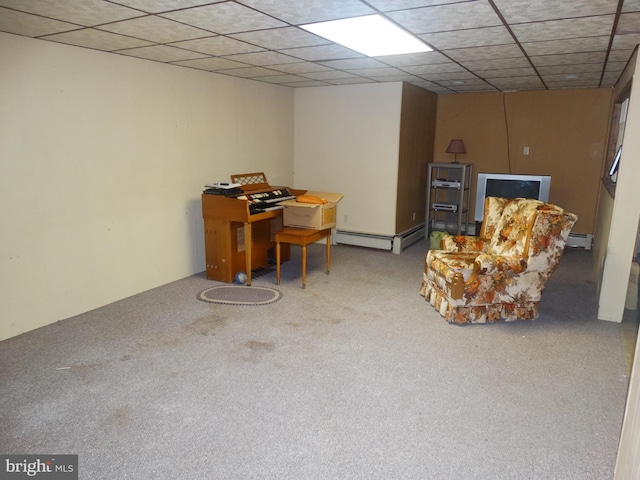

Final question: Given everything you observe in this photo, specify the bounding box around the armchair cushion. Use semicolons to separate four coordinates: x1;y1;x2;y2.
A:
421;197;578;325
440;235;488;252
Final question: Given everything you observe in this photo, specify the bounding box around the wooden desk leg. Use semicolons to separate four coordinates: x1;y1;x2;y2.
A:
276;240;281;285
326;235;331;274
244;222;252;286
301;244;307;289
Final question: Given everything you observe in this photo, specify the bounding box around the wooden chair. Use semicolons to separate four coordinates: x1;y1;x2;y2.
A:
275;227;331;289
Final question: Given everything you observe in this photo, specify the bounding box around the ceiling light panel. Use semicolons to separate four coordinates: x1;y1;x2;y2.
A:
301;14;432;56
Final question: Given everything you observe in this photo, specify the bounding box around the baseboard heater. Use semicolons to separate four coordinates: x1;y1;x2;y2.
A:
336;227;591;252
566;233;593;250
393;224;426;254
335;224;425;254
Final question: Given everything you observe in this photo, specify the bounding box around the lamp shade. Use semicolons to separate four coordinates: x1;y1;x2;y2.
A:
446;139;466;154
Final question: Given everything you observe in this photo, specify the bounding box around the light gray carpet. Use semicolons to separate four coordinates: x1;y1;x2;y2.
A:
0;239;631;479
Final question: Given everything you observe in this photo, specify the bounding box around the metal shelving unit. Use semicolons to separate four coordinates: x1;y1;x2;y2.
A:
425;162;473;236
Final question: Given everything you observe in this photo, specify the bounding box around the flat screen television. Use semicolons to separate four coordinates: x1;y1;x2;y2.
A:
475;173;551;222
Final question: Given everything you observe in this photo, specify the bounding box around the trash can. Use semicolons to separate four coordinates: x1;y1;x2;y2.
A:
429;230;447;250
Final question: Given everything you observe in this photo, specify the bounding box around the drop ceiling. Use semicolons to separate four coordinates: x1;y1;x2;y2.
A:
1;0;639;93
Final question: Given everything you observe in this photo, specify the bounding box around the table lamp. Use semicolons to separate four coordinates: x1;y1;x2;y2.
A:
446;139;466;163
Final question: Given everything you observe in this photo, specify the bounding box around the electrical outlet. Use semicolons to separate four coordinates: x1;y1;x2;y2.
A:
523;146;530;155
412;212;416;221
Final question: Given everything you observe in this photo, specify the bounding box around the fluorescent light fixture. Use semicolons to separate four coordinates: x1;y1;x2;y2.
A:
301;14;432;57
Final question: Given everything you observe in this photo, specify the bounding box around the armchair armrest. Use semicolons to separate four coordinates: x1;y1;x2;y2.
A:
475;254;527;276
441;235;489;252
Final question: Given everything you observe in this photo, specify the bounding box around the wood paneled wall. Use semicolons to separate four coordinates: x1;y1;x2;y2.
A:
435;89;613;234
396;83;437;234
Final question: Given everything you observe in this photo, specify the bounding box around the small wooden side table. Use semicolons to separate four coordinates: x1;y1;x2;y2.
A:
275;227;332;288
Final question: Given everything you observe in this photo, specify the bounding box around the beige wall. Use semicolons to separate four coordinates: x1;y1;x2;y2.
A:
294;83;403;236
598;49;640;323
435;89;613;234
613;49;640;480
0;33;294;340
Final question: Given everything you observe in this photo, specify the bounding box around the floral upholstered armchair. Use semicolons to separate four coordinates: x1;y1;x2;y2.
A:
420;197;578;325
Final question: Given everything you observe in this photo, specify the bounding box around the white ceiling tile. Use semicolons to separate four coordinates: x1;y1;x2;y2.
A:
282;44;362;61
460;57;532;71
0;0;143;26
368;0;468;10
617;12;640;33
523;36;610;56
302;70;359;80
268;62;333;74
281;80;331;87
492;0;618;23
420;26;514;50
446;44;524;62
541;72;601;83
511;16;615;43
622;0;640;12
161;3;287;34
476;67;537;78
371;74;425;82
223;51;301;66
419;71;478;81
118;44;205;62
410;80;453;92
612;32;640;49
318;58;387;69
172;56;249;71
388;1;502;34
439;77;489;87
254;73;312;83
488;76;545;90
98;16;210;44
44;28;153;51
327;77;377;85
342;67;407;77
230;27;328;50
530;52;607;66
2;0;635;92
600;78;617;90
221;66;284;78
171;36;264;56
536;63;604;75
544;79;601;89
108;0;221;14
374;51;451;66
403;63;467;75
604;61;627;72
453;84;499;92
607;49;635;62
0;7;78;37
236;0;375;24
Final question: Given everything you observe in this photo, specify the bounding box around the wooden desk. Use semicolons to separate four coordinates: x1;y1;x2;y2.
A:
275;227;332;289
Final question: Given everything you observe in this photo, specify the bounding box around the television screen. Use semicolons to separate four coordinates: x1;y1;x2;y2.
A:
475;173;551;222
486;179;541;199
